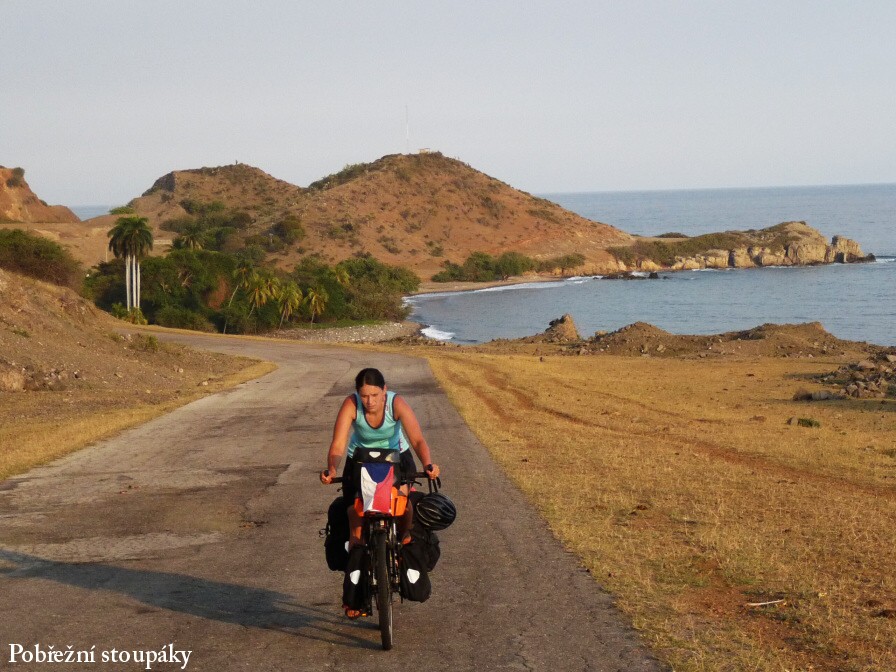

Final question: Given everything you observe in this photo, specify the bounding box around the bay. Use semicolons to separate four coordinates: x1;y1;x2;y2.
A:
408;184;896;346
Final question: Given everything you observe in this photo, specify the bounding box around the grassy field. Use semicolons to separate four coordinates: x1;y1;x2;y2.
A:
421;350;896;672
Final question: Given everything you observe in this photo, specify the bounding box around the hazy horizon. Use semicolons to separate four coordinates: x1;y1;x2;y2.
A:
5;1;895;205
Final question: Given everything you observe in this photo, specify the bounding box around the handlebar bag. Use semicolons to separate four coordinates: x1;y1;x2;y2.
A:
358;462;397;515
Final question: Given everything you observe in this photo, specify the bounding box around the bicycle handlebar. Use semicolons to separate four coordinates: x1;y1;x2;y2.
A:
322;470;440;489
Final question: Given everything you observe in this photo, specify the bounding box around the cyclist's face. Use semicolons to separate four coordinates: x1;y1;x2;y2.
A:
358;384;386;413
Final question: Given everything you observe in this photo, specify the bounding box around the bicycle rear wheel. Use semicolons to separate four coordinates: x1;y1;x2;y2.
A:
373;530;393;650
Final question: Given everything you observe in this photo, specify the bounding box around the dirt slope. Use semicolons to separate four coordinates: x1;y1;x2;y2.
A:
0;268;253;456
0;167;79;224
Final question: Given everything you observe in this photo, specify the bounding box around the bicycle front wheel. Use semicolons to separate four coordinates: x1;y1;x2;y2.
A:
373;530;393;650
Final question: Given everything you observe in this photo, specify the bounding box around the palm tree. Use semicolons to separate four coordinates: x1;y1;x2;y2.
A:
331;265;350;288
276;281;303;329
245;271;275;317
107;216;153;312
305;286;329;324
222;259;255;334
176;222;205;250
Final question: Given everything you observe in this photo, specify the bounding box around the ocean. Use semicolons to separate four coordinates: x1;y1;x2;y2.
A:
406;184;896;346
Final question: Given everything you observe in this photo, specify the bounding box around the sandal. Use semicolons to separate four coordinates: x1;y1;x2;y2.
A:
343;605;366;619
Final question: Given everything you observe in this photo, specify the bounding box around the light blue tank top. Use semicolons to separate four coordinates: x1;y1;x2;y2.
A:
347;391;410;457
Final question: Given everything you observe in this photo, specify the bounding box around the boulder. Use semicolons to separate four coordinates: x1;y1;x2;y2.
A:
0;364;26;392
826;236;865;263
544;314;581;342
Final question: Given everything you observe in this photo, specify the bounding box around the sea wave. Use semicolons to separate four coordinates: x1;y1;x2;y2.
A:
421;325;455;341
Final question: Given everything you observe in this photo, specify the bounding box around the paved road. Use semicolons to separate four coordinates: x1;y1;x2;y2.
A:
0;335;666;671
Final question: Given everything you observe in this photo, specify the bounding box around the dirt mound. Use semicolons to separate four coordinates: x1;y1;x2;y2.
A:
581;320;885;359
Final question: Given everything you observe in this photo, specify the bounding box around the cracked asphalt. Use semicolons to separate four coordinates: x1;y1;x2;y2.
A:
0;334;667;671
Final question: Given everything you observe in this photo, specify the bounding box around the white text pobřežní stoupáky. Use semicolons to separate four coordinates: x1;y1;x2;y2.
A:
8;643;192;669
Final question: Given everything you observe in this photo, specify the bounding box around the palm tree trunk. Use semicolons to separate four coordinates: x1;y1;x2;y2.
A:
125;254;132;310
135;258;141;311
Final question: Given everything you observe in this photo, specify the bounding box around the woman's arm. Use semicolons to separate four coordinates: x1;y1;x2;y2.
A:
320;395;356;484
393;395;440;478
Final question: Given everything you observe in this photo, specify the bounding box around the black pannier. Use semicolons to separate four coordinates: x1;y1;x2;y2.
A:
342;545;370;612
399;539;432;602
410;491;441;572
323;496;350;571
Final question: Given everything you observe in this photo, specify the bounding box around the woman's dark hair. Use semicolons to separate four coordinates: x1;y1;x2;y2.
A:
355;368;386;390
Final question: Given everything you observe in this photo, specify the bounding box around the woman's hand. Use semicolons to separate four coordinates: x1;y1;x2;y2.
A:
425;463;441;479
320;469;334;485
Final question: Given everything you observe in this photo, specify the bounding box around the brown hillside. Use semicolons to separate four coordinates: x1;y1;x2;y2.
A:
0;167;79;224
123;153;631;279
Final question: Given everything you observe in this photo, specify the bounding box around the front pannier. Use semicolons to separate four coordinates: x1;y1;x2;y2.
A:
323;496;350;571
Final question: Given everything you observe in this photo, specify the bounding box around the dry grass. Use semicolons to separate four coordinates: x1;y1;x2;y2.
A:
421;350;896;672
0;360;274;480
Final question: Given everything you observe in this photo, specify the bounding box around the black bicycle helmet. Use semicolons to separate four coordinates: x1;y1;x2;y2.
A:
415;492;457;531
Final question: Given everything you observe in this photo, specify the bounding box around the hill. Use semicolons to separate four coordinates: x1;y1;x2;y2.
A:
124;153;632;278
0;166;79;224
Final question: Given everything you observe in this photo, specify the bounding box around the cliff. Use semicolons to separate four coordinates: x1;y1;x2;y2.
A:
0;167;79;224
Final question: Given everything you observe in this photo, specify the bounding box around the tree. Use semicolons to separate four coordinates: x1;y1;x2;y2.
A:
245;271;276;317
107;216;153;313
305;286;329;324
175;221;206;250
276;281;303;328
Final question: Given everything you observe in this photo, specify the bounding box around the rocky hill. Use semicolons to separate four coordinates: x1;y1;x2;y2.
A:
125;153;632;278
610;221;870;272
0;167;79;224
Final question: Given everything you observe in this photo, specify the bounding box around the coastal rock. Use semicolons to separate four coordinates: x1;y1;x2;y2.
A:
672;258;702;270
636;259;661;272
544;314;581;342
753;247;788;267
729;248;755;268
826;235;868;263
699;250;730;269
624;222;869;272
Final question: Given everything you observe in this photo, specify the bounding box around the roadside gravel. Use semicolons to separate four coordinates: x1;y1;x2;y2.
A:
264;321;423;343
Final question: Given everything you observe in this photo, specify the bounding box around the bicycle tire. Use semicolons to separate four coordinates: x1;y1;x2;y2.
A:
374;530;394;650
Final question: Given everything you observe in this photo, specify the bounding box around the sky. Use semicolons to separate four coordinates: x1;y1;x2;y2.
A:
4;1;896;206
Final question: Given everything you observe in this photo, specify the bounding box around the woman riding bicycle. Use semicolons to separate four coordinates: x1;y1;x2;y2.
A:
319;367;441;618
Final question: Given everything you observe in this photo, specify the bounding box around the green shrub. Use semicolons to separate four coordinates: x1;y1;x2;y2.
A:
109;206;136;215
133;334;159;352
272;214;305;244
608;232;745;267
0;229;83;290
155;306;216;332
5;167;25;188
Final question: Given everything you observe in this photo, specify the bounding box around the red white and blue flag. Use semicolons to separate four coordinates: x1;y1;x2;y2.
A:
360;463;395;514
